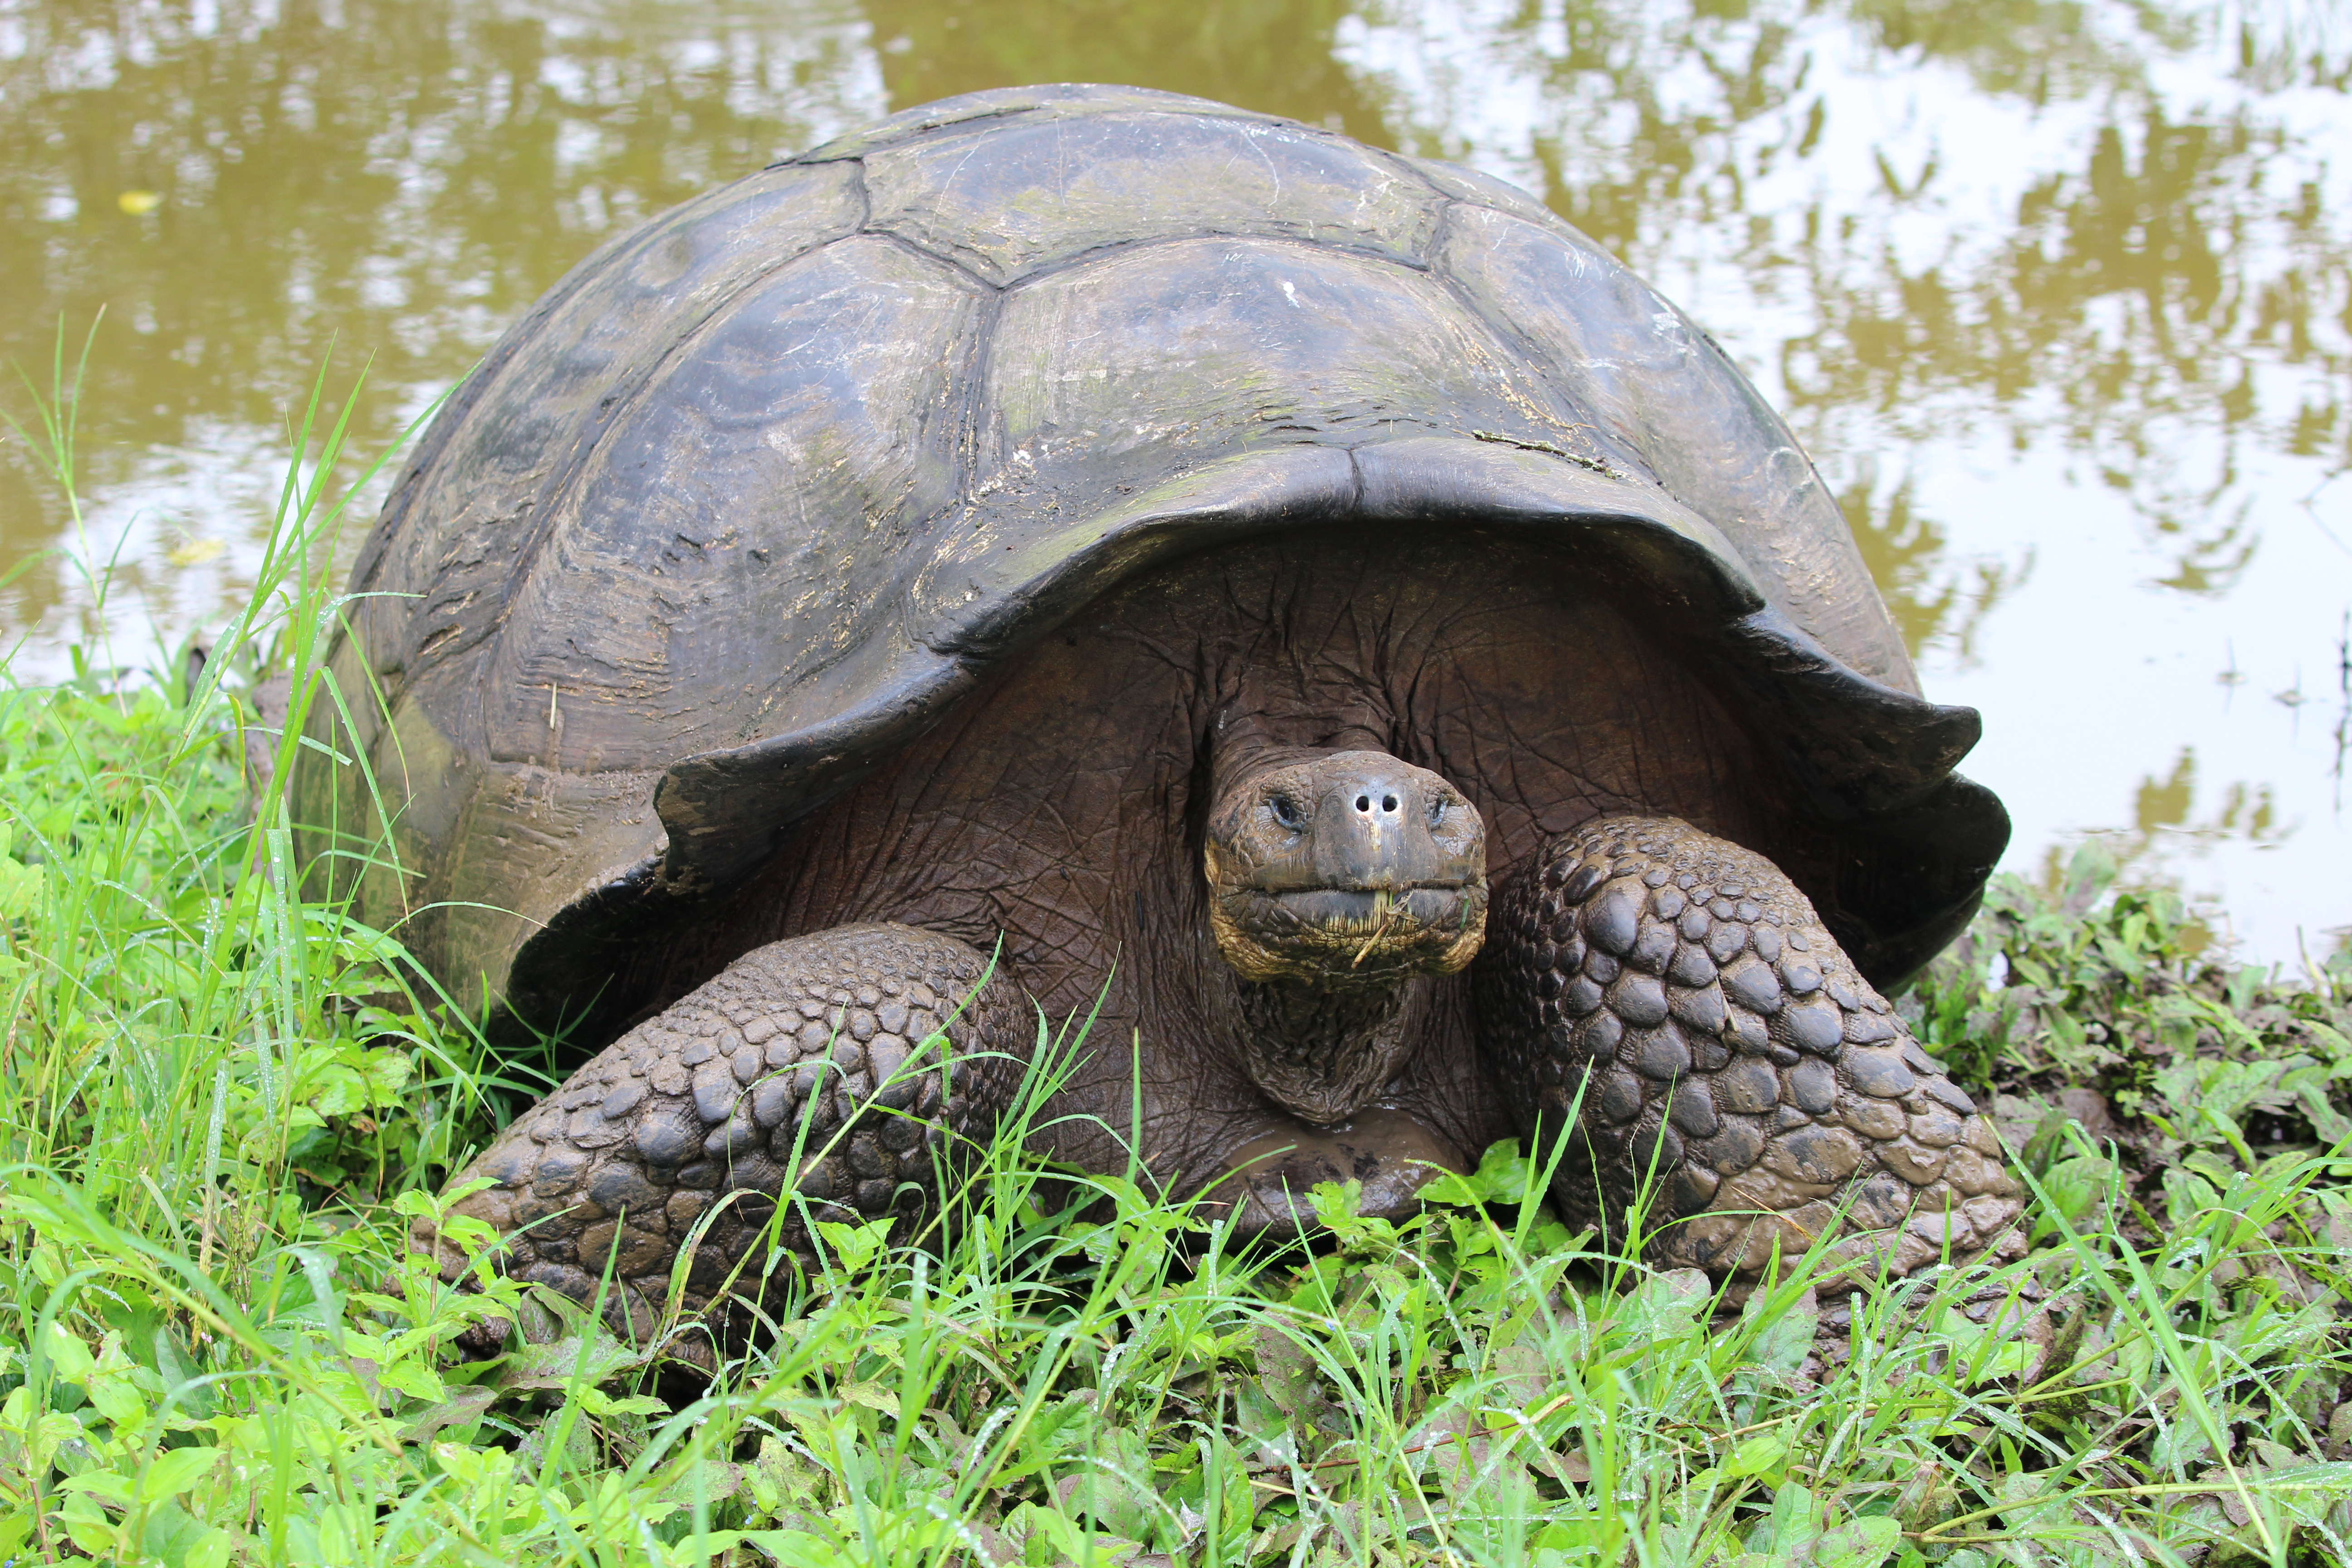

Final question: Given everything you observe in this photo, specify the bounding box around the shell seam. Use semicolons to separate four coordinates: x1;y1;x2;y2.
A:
906;224;1443;294
1418;203;1663;485
334;206;686;686
860;227;1001;294
799;98;1298;166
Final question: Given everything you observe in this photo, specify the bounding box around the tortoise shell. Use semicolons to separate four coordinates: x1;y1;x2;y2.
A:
297;84;2004;1039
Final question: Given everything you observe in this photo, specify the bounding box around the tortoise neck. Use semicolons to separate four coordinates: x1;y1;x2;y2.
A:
1232;974;1425;1128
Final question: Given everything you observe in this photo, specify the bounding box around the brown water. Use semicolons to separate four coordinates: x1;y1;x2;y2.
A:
2;0;2347;958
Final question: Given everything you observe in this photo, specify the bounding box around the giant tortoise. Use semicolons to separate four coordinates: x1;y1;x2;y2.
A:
295;84;2020;1340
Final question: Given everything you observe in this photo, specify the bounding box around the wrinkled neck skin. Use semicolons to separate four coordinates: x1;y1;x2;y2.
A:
1231;970;1428;1129
1204;709;1489;1128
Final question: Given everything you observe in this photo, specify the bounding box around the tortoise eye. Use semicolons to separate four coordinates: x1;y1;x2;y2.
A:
1427;796;1447;827
1269;795;1305;830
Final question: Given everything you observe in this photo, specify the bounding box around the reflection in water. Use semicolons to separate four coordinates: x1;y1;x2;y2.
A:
0;0;2346;955
6;0;2337;644
1837;463;2029;665
2337;621;2352;817
1333;0;2351;953
864;0;1390;137
2140;748;2200;834
2043;744;2287;895
2151;497;2258;596
2133;747;2282;848
1344;0;2352;601
0;0;882;635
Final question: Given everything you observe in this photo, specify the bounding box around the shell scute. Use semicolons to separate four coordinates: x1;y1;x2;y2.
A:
796;83;1278;164
979;236;1582;490
481;235;989;766
358;162;864;691
1401;152;1568;235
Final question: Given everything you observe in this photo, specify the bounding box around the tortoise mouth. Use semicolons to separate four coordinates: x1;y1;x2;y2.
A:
1264;886;1471;933
1209;881;1490;986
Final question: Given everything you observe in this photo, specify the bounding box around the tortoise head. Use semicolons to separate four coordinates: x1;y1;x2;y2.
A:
1205;749;1489;987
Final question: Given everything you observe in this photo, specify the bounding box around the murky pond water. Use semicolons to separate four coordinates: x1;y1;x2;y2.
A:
2;0;2347;959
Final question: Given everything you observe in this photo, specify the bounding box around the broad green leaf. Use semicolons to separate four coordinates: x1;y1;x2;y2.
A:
1009;1499;1088;1562
835;1380;898;1414
1420;1139;1546;1207
0;846;43;920
740;1530;844;1568
575;1384;666;1418
56;1470;135;1505
139;1499;229;1568
814;1216;892;1275
39;1322;96;1384
135;1446;220;1502
1740;1287;1818;1375
2035;1155;2113;1235
1756;1482;1818;1552
401;1386;495;1444
84;1370;148;1425
1812;1515;1901;1568
1724;1432;1788;1480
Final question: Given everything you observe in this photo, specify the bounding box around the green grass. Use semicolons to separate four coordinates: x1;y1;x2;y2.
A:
5;363;2352;1566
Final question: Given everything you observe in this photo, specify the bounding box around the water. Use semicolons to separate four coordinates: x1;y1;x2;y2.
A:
2;0;2347;959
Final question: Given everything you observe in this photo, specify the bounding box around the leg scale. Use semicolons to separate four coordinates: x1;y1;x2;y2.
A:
1476;815;2023;1279
415;922;1031;1346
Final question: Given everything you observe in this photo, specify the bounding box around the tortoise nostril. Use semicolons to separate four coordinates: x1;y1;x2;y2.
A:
1382;794;1398;813
1355;795;1370;813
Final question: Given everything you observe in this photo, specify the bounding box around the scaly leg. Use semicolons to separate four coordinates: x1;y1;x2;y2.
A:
415;922;1033;1345
1476;816;2022;1279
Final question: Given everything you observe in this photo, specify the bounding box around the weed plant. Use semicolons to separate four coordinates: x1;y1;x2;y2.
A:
4;357;2352;1566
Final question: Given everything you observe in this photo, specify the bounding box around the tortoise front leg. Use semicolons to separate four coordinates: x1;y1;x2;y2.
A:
1475;816;2023;1279
414;922;1034;1347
